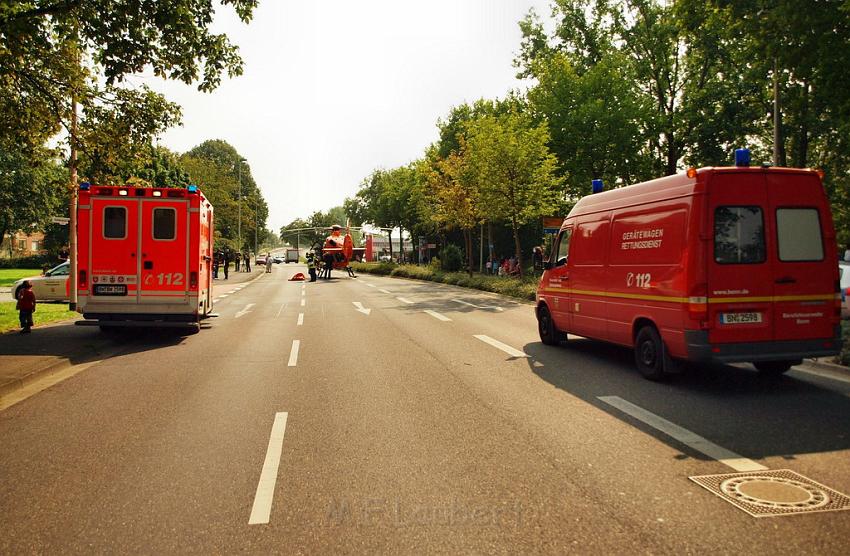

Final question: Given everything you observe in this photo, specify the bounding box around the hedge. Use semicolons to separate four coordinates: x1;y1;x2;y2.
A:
351;262;538;302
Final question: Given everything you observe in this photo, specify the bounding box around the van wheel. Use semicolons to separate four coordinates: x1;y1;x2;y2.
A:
537;306;564;346
635;326;667;381
753;361;795;375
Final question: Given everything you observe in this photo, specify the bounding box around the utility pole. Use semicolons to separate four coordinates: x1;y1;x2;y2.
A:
69;94;78;311
237;158;246;251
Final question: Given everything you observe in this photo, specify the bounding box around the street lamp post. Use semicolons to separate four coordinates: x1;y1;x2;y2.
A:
237;158;246;251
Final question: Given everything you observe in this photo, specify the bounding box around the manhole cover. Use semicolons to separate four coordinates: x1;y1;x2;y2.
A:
690;469;850;518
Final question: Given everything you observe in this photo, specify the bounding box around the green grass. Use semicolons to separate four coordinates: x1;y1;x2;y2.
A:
351;262;540;302
0;269;42;287
0;301;80;333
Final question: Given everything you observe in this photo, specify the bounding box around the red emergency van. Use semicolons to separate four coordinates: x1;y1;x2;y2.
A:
536;154;841;380
75;183;214;332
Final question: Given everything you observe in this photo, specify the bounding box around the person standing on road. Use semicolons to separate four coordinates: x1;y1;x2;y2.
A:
265;252;273;273
16;281;36;334
244;252;251;272
235;252;241;272
222;251;229;280
213;253;220;279
307;252;317;282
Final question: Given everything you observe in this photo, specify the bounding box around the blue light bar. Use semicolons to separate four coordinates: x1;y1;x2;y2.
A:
79;182;91;190
187;185;198;194
591;179;604;194
735;148;751;167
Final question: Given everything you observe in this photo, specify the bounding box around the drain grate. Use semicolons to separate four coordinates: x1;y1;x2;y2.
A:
689;469;850;518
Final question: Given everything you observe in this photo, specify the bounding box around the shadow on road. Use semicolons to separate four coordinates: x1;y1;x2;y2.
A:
523;337;850;462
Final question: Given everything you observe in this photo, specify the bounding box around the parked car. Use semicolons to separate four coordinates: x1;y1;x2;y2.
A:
840;262;850;318
11;261;70;302
255;255;267;266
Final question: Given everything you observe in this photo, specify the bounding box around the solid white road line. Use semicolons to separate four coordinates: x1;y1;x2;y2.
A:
248;412;289;525
424;310;451;322
297;313;304;326
235;303;256;319
300;298;305;307
287;340;300;367
220;294;229;298
597;396;767;472
473;335;528;358
379;289;392;294
396;297;414;304
301;290;305;297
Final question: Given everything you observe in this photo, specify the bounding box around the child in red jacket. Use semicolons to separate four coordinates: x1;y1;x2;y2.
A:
17;280;36;333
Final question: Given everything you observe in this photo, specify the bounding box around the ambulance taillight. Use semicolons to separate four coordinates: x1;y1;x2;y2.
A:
79;270;87;289
190;271;198;289
688;283;709;329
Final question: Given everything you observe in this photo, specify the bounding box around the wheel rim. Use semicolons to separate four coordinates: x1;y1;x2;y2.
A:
640;340;656;368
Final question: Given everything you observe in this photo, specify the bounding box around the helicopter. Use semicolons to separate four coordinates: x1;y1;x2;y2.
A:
279;224;377;276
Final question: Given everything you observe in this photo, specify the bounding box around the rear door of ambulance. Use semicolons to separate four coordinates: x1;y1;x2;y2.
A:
707;171;775;344
89;195;139;303
139;197;190;309
766;172;836;341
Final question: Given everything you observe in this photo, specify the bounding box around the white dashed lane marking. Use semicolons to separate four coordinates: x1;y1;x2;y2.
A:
396;297;414;305
235;303;255;319
379;289;392;295
424;310;451;322
297;313;304;326
598;396;767;472
287;340;300;367
248;412;289;525
473;335;528;358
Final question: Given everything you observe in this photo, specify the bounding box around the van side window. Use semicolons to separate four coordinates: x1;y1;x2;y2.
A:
103;207;127;239
714;206;765;264
153;208;177;240
554;228;572;267
776;208;824;262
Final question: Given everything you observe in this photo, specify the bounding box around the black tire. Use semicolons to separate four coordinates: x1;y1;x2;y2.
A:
537;305;564;346
753;360;795;375
634;325;667;381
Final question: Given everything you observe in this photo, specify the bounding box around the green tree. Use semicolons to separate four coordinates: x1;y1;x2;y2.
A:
181;140;265;251
0;147;67;254
465;111;563;277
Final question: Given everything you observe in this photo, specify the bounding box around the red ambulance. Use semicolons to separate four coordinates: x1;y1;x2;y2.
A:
75;183;214;332
536;151;841;380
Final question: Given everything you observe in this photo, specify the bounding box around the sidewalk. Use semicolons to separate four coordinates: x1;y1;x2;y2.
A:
0;268;265;405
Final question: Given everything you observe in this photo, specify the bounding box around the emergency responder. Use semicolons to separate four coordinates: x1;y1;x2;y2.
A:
323;252;334;279
306;252;317;282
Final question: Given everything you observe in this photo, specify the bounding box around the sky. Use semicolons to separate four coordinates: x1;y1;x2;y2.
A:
143;0;553;232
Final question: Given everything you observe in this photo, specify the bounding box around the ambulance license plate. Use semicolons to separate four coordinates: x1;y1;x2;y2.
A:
720;312;762;324
93;284;127;296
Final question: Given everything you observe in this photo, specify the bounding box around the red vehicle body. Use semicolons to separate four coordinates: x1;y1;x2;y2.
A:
536;164;841;379
75;184;214;331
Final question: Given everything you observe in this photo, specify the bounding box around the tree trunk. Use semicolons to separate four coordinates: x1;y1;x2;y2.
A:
387;229;394;262
398;227;404;263
512;217;523;279
773;59;787;167
464;229;474;276
796;80;810;168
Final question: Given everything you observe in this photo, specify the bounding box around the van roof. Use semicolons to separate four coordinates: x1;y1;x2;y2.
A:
568;166;820;217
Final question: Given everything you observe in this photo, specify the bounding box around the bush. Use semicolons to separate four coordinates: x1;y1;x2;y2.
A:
838;321;850;366
351;262;539;302
0;254;55;269
439;244;463;272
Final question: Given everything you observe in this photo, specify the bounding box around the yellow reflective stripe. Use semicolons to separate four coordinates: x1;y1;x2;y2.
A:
541;288;835;304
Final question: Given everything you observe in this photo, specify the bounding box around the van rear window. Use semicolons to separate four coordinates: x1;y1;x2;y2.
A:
776;208;823;261
153;208;176;240
714;206;765;264
103;207;126;239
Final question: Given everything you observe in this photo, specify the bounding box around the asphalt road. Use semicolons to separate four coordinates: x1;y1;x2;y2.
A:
1;264;849;553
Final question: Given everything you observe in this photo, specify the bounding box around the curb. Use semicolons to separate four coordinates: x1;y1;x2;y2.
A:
799;357;850;378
